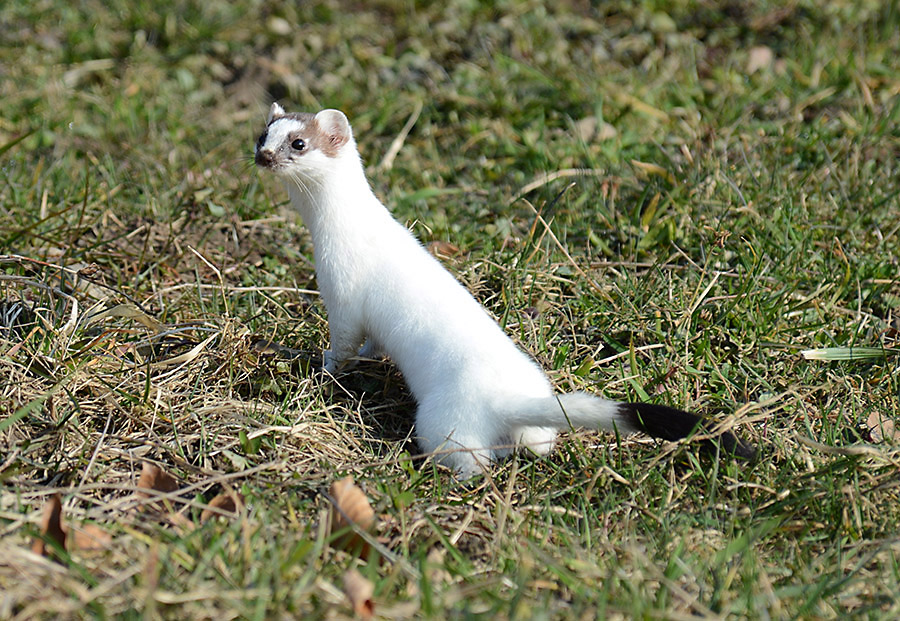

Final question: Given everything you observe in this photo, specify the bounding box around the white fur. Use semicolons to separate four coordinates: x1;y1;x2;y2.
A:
257;106;640;476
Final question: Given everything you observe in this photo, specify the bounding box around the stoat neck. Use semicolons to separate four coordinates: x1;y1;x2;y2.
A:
284;157;373;238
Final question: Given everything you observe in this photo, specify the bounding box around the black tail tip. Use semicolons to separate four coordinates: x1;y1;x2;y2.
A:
622;402;757;461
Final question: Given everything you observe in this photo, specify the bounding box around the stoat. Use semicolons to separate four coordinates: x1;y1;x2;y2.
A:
254;103;755;477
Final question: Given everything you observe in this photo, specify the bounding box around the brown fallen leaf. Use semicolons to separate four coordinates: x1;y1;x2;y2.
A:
200;491;245;523
426;240;460;260
137;462;180;501
136;462;190;529
32;494;67;558
867;411;899;443
70;523;113;551
329;476;376;559
343;569;375;619
83;303;163;332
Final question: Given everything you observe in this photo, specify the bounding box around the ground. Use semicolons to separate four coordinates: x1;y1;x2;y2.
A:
1;1;900;618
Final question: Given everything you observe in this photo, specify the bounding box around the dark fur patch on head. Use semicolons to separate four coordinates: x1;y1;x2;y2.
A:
262;112;348;159
313;110;351;157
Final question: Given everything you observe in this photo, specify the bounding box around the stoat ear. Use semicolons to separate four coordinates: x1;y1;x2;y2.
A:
315;109;351;151
267;102;286;124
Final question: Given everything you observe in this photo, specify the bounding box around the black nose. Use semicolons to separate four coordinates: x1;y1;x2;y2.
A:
255;149;274;167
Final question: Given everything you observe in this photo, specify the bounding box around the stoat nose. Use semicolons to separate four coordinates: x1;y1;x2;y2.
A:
255;149;275;167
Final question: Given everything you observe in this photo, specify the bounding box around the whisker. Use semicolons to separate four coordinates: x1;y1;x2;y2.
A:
293;171;328;213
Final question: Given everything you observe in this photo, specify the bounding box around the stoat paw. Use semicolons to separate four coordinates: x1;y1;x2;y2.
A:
357;339;383;360
441;447;494;480
322;350;339;374
514;426;557;456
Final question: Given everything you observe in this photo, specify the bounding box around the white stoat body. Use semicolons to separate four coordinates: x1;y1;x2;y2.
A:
255;103;753;476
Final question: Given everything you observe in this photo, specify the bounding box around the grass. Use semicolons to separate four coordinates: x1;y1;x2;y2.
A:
2;0;900;618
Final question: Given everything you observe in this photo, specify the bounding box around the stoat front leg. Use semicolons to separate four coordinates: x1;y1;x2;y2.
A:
323;338;383;373
322;317;366;374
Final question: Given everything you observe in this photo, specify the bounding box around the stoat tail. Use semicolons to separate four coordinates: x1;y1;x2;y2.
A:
510;391;756;460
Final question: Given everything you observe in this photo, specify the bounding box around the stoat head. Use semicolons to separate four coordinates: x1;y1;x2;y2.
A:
254;103;353;179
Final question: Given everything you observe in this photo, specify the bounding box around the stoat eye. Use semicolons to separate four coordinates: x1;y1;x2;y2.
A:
291;138;306;151
256;131;267;148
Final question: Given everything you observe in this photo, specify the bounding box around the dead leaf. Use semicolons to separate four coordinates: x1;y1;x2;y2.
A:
151;332;219;368
200;491;245;523
137;462;183;519
329;476;376;559
867;411;899;443
426;241;460;260
83;303;163;332
31;495;114;556
137;462;180;498
343;569;375;619
32;494;66;558
330;477;375;530
70;523;113;551
747;45;775;74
